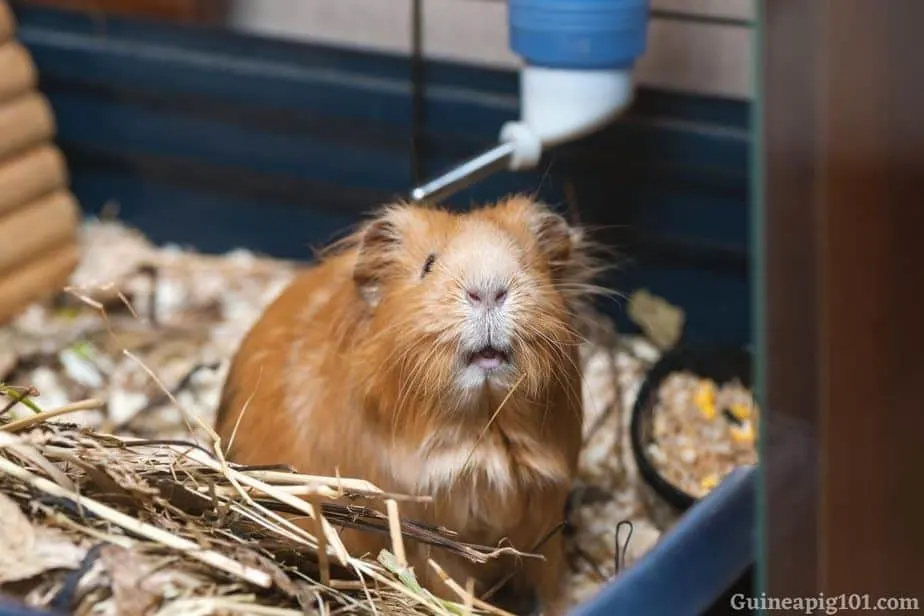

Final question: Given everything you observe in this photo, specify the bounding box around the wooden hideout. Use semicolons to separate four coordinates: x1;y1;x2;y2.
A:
0;0;80;325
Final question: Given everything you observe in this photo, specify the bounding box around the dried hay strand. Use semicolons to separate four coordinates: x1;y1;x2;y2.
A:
0;412;525;615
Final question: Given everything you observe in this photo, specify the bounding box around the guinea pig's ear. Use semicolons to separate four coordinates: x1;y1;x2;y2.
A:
353;214;400;307
530;206;575;275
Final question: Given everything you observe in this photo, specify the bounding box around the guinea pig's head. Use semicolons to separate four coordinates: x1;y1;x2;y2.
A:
352;195;597;406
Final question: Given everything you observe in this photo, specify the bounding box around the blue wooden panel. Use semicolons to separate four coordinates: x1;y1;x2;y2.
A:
72;170;357;258
48;91;412;194
13;5;752;347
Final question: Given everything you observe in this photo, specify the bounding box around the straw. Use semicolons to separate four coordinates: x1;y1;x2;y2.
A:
0;444;273;588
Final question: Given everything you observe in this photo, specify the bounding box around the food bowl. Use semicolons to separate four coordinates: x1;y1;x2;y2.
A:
629;345;755;515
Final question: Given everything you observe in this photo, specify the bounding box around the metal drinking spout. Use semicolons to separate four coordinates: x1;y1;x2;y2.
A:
410;141;516;204
410;0;650;204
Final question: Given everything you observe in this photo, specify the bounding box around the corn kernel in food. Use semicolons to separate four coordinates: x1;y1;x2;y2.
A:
693;380;717;420
700;473;720;491
729;421;755;444
728;402;752;422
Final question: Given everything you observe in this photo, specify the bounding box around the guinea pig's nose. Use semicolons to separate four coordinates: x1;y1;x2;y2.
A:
466;286;508;308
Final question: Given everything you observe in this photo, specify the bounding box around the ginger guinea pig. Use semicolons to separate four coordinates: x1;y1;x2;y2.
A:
216;195;600;615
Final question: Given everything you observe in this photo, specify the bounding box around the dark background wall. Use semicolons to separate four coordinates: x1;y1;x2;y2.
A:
13;5;752;347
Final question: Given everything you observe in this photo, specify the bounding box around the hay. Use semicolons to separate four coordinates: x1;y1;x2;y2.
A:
0;218;669;614
0;417;523;615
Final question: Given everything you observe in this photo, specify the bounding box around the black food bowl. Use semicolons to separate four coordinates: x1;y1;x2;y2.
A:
629;345;754;514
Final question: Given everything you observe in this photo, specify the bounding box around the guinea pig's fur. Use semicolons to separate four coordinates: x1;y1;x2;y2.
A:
215;195;601;615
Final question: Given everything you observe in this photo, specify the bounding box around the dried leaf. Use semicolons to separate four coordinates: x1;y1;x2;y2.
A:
0;492;86;584
99;546;161;616
627;289;686;350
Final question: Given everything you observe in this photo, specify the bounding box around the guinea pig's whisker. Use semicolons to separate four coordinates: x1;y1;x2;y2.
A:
553;357;586;415
391;374;423;441
367;314;439;373
524;306;588;342
368;344;412;391
393;345;431;403
416;343;446;397
518;317;567;344
391;338;446;435
362;314;420;346
225;364;263;456
514;323;584;405
432;262;467;291
531;280;620;302
563;287;625;304
360;328;416;393
517;328;563;359
517;318;579;352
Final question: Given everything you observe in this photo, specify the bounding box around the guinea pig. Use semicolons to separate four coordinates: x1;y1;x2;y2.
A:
215;195;601;615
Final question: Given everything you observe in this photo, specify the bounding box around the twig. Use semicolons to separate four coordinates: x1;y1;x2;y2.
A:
240;470;400;498
1;434;76;492
385;499;407;567
0;384;43;415
205;483;343;500
226;364;262;455
123;349;198;436
427;560;516;616
463;578;475;616
119;352;333;561
479;521;564;602
117;348;347;565
461;373;526;473
349;565;379;616
183;446;351;566
240;469;433;503
208;438;326;556
44;508;133;548
1;398;104;432
357;557;454;616
115;361;220;432
311;494;332;586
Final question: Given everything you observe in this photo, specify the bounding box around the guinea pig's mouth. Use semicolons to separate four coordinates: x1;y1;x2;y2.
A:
468;346;510;370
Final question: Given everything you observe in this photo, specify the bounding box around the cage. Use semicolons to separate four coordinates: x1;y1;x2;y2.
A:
0;1;921;615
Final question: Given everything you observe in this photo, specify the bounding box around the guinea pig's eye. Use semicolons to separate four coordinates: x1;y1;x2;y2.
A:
421;253;436;278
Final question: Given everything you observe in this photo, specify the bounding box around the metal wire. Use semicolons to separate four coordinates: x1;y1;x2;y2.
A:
410;0;426;185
